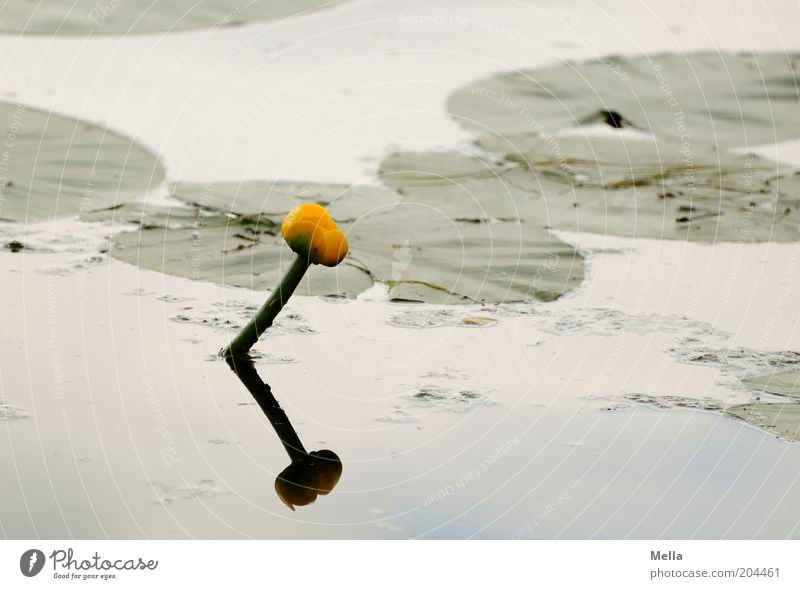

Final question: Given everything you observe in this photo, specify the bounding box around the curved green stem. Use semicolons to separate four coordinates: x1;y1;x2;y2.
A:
222;255;310;358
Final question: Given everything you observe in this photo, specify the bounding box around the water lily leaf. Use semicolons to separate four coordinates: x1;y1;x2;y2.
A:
79;201;218;228
170;180;400;220
108;182;391;299
744;371;800;398
380;141;800;242
0;102;164;222
0;0;343;35
82;179;400;230
348;203;583;303
112;220;373;298
379;151;543;221
728;403;800;442
109;180;585;303
449;51;800;151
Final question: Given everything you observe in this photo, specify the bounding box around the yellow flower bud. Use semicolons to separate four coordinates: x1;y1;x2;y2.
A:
281;203;349;267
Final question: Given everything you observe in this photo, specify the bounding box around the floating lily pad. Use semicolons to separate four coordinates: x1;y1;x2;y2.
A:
449;51;800;151
112;218;373;299
109;180;585;303
83;179;399;229
0;102;164;221
443;52;800;242
0;0;343;35
728;403;800;442
744;370;800;398
170;180;401;220
380;142;800;242
79;200;215;228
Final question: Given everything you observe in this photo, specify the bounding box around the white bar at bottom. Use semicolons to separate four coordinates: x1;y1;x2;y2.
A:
1;540;798;588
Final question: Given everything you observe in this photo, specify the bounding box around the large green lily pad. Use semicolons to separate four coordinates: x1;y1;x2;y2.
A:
449;51;800;152
170;180;401;220
0;102;164;221
744;370;800;398
0;0;343;35
379;145;800;242
728;403;800;442
110;180;585;303
443;51;800;242
103;50;800;299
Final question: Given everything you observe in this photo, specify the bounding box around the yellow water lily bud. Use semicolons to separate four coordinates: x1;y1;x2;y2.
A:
281;203;349;267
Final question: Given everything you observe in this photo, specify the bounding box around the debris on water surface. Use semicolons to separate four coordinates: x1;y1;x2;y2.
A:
378;385;493;424
150;478;227;505
461;316;496;327
671;346;800;375
5;240;25;252
0;401;29;420
590;393;726;412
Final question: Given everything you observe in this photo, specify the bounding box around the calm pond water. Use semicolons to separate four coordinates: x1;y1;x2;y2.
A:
2;0;800;539
2;230;800;539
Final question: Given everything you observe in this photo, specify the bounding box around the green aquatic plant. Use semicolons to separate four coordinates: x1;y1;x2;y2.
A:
743;370;800;398
727;403;800;442
223;203;349;358
107;178;585;304
448;51;800;151
441;51;800;243
98;51;800;302
726;370;800;441
380;143;800;243
0;102;164;221
0;0;344;35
